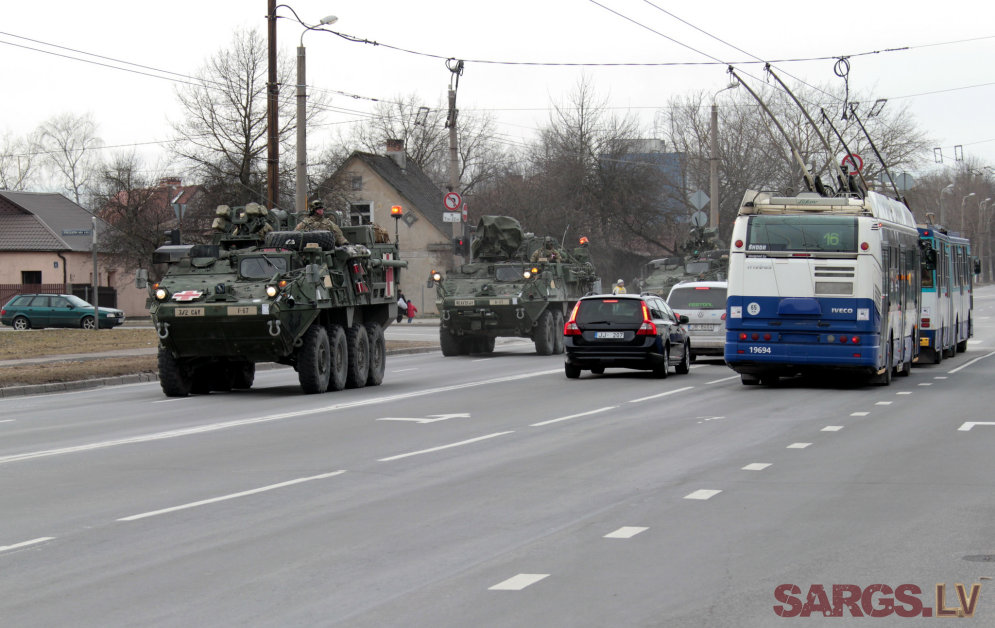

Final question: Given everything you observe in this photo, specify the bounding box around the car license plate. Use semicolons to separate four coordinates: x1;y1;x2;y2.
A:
175;307;205;317
688;324;713;331
595;331;624;339
454;299;475;306
489;298;510;305
227;306;256;316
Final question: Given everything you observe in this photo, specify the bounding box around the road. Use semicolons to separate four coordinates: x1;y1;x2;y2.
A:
2;288;995;626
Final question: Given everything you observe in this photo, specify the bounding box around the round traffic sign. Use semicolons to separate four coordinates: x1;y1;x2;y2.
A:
443;191;462;210
841;153;864;175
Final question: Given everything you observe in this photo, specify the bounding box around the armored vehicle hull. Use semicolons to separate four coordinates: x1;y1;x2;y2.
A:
149;208;404;396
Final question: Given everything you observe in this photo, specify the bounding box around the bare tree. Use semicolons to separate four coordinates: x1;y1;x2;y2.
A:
171;27;326;210
0;130;40;191
37;112;102;205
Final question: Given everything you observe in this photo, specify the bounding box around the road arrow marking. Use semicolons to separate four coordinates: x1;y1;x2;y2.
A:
958;422;995;431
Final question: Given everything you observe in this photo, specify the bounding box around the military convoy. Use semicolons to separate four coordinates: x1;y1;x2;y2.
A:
640;227;729;297
431;216;600;356
144;202;406;396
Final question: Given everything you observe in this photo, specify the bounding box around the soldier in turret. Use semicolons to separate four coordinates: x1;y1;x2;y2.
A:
296;199;348;246
531;237;561;263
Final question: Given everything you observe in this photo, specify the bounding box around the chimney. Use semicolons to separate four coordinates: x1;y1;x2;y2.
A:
385;139;406;171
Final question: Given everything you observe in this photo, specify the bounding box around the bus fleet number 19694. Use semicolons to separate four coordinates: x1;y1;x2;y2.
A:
749;346;772;354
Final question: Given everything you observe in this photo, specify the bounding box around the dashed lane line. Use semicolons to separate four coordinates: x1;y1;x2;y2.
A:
604;526;649;539
489;574;550;591
530;406;616;427
0;537;55;554
742;463;771;471
628;386;694;404
684;489;722;500
378;432;514;462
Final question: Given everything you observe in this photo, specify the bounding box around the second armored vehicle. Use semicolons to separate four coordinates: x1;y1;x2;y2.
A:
432;215;600;356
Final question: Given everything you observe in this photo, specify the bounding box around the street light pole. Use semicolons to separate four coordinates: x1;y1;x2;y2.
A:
940;183;955;226
961;192;976;235
978;197;991;283
709;83;737;231
295;15;337;216
267;0;279;210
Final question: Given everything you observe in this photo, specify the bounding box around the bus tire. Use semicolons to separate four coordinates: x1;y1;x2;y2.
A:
873;340;892;386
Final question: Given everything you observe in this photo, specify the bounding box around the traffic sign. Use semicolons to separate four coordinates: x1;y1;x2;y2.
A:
442;212;461;223
443;191;462;211
689;189;709;211
841;153;864;175
691;211;708;227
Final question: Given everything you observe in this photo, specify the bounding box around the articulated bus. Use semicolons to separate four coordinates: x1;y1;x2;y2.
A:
917;225;974;363
724;190;920;386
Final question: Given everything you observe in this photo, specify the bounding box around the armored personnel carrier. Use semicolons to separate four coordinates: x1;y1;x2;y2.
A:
145;202;406;396
432;215;600;356
640;227;728;296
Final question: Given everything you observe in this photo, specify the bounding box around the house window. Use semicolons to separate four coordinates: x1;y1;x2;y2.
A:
351;175;363;191
349;203;373;226
21;270;42;284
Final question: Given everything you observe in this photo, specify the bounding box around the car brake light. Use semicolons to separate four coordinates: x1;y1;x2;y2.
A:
694;287;710;290
636;302;657;335
564;301;582;336
721;312;726;320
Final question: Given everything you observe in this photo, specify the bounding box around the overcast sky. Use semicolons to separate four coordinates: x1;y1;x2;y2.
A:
3;0;994;182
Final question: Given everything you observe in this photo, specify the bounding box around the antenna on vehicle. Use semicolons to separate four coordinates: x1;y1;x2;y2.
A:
728;67;816;193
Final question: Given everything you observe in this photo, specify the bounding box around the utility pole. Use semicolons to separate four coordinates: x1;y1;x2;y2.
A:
709;103;719;230
266;0;279;210
445;59;465;262
91;216;98;332
295;42;307;214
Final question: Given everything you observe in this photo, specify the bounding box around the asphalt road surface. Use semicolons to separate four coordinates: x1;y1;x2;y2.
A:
2;288;995;626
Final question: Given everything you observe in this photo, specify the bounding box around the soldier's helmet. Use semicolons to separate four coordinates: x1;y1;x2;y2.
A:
544;237;555;249
309;199;325;215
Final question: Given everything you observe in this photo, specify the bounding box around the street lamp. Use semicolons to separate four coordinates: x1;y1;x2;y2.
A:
978;197;992;282
295;14;337;216
961;192;976;235
939;183;955;226
709;82;738;230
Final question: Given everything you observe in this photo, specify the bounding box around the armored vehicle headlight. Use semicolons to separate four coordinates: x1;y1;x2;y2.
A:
265;285;279;298
431;270;442;282
155;288;168;301
523;270;532;279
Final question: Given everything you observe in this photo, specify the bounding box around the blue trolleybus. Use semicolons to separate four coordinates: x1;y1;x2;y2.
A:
725;190;920;386
917;225;974;363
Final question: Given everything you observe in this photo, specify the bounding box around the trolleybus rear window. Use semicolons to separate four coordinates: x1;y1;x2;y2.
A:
745;216;857;253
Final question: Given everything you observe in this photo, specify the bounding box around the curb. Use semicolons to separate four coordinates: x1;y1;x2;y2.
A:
0;346;438;399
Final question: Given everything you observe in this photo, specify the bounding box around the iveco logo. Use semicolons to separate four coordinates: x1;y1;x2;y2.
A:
831;307;854;314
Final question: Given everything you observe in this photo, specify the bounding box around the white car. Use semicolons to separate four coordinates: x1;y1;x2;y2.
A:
666;281;727;361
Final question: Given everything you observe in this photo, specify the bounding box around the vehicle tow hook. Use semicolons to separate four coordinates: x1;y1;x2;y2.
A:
156;322;170;339
267;319;282;337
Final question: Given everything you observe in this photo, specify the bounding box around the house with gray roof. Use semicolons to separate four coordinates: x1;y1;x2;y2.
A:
0;191;147;316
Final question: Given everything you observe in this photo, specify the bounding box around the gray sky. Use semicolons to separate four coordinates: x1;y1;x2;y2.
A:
3;0;994;178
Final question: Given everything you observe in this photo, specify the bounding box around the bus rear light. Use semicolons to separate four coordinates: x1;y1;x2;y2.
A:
852;353;861;358
751;333;759;340
851;336;860;344
840;336;848;343
860;242;869;251
763;333;772;341
739;333;748;341
921;317;930;328
734;239;744;248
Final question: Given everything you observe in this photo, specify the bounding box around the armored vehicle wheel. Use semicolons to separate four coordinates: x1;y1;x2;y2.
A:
552;310;565;354
533;310;555;356
482;336;496;354
652;344;670;379
440;330;462;357
158;348;191;397
675;341;691;374
565;362;581;379
298;325;331;394
327;324;349;391
12;315;29;330
81;315;96;330
231;362;255;389
365;322;386;386
345;323;370;389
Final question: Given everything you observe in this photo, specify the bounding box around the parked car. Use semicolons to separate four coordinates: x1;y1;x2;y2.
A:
666;281;727;361
0;294;125;330
563;293;691;378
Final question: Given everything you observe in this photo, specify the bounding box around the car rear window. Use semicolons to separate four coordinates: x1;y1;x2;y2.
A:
577;298;644;324
668;287;726;309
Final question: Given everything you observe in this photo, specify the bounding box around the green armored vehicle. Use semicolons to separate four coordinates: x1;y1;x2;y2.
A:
640;226;728;296
432;215;600;356
146;202;406;396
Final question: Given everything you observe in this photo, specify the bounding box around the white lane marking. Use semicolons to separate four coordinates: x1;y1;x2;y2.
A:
378;431;514;462
392;368;417;373
875;401;893;406
934;376;948;380
489;574;550;591
0;369;559;466
705;375;739;384
742;463;771;471
605;526;648;539
629;386;694;403
531;406;616;427
896;392;912;395
918;383;933;386
787;443;812;449
0;419;14;424
0;537;55;553
948;351;995;374
821;426;844;432
958;422;995;432
684;489;722;500
377;413;469;424
118;471;346;522
851;412;870;417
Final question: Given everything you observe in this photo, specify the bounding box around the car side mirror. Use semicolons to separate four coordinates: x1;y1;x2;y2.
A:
135;269;149;289
679;314;690;324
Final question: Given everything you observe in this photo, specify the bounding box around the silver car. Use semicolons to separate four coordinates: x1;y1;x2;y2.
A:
666;281;727;361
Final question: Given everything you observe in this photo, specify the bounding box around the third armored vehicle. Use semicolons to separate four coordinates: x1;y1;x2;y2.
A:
432;215;600;356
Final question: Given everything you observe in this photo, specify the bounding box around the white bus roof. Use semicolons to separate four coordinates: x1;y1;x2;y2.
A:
737;190;917;229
